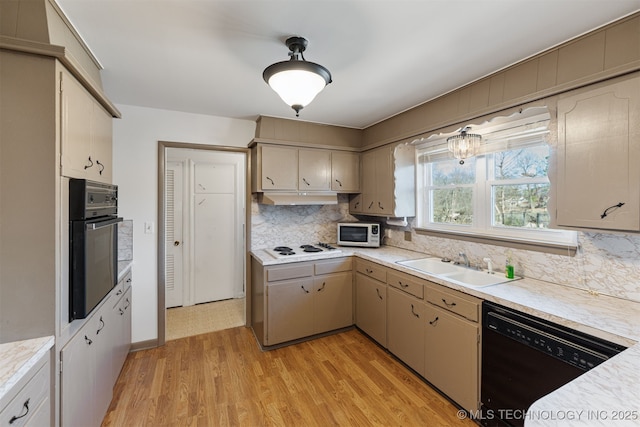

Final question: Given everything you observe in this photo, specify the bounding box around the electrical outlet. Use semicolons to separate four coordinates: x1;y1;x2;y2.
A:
404;231;412;241
144;222;154;234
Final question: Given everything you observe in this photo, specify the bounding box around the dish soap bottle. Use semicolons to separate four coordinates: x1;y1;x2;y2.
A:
505;250;514;279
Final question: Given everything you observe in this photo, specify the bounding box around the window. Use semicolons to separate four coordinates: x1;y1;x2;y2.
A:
416;108;576;247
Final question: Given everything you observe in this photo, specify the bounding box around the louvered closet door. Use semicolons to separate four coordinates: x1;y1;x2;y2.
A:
165;161;184;308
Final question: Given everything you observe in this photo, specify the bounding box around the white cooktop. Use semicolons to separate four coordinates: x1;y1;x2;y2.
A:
265;244;342;259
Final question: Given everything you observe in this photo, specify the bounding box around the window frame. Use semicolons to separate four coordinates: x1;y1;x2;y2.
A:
414;108;577;251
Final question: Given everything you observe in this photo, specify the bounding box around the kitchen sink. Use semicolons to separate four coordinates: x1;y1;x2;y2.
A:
396;257;460;275
397;257;519;288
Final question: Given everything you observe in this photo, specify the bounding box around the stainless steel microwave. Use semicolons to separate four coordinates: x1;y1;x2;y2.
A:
337;222;381;247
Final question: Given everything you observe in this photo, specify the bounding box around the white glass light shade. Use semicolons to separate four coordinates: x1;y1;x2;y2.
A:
267;69;327;110
447;128;482;164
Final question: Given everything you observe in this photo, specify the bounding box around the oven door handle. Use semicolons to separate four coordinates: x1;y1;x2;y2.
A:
85;217;123;230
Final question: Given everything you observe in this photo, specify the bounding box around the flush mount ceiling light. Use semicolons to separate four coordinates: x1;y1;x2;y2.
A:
263;36;332;117
447;126;482;165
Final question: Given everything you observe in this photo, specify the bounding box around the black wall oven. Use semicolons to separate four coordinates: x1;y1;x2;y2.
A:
69;179;122;321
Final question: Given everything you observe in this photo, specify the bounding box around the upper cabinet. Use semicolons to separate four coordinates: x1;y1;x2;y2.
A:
350;143;415;217
60;68;113;183
552;73;640;231
252;143;360;194
331;151;360;192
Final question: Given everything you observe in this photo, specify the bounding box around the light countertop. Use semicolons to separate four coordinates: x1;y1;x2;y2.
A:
0;335;53;408
251;245;640;426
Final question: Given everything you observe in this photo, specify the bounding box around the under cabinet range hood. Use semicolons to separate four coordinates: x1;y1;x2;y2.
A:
257;192;338;205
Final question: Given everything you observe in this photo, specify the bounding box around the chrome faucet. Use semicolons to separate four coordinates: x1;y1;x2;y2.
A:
458;252;470;268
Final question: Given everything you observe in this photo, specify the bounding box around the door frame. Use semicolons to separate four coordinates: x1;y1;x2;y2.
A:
157;141;252;346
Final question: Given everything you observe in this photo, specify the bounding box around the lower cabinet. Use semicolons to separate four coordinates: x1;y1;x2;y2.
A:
355;272;387;346
387;287;425;376
61;269;132;427
424;283;481;413
257;257;353;346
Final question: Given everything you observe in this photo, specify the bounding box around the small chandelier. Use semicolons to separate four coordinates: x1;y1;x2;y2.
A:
447;126;482;164
263;36;332;117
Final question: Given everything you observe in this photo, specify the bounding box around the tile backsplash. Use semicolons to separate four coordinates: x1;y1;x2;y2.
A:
118;219;133;261
251;200;640;303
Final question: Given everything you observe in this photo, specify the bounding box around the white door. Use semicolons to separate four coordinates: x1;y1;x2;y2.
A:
165;161;184;308
193;159;243;303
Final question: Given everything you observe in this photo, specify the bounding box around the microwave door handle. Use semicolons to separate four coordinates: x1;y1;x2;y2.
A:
85;217;123;230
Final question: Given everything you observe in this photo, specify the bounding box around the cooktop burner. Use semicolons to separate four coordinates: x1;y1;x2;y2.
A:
266;243;341;259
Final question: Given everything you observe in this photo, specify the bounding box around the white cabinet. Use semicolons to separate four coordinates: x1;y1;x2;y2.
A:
60;68;113;183
61;269;132;427
350;143;415;217
0;343;52;427
553;74;640;231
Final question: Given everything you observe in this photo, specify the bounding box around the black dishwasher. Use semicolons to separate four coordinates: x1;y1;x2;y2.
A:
480;301;625;427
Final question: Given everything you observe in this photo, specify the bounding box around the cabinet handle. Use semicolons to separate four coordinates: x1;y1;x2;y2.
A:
368;201;374;209
126;277;132;283
366;268;374;274
600;202;625;219
84;335;93;345
119;308;125;316
125;298;130;309
317;282;326;292
301;285;309;293
116;289;123;296
9;398;30;424
354;201;360;208
429;316;439;326
411;304;420;318
302;178;311;186
96;315;105;334
378;202;384;210
398;281;408;288
442;298;457;308
198;183;206;191
84;156;94;170
335;179;343;187
266;176;275;186
96;159;105;175
376;288;383;300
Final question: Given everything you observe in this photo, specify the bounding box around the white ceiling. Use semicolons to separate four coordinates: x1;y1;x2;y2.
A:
56;0;640;129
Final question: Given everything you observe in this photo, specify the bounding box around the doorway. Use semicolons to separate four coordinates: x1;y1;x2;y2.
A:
158;142;250;345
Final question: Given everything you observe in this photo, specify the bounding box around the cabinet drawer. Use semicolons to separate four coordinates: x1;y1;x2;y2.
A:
315;257;352;275
387;270;424;299
355;259;386;282
426;284;480;322
0;357;49;426
266;263;314;282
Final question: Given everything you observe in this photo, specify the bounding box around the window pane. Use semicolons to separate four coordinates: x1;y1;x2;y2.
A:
493;146;548;180
432;158;476;185
493;183;550;228
432;187;473;224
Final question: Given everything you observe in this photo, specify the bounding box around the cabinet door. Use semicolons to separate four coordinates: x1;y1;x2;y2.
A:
90;102;113;183
556;76;640;231
266;278;314;345
61;323;96;427
331;151;360;192
299;149;331;190
355;273;387;347
93;310;115;422
360;150;378;214
313;272;353;333
387;287;425;376
374;145;393;215
349;193;364;213
60;69;93;179
112;287;132;384
424;304;479;413
260;145;298;190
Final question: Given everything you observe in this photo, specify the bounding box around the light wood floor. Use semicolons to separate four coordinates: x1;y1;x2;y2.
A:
166;298;245;341
102;327;475;426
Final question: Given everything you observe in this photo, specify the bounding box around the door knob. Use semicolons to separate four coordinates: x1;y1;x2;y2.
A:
174;241;180;246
